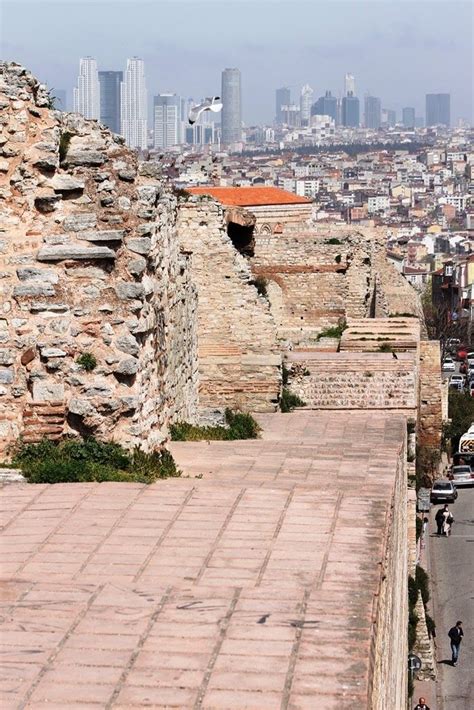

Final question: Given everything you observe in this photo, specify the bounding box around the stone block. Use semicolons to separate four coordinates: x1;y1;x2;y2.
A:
64;150;107;167
0;349;15;365
13;283;56;297
40;347;67;358
114;281;145;300
50;174;85;192
37;245;116;261
32;381;64;401
78;229;125;242
114;357;139;375
125;237;151;255
127;257;147;276
21;347;36;365
16;267;59;284
63;213;97;231
0;368;13;384
115;334;139;356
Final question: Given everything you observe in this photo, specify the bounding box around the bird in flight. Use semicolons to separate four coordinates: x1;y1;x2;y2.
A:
188;96;223;125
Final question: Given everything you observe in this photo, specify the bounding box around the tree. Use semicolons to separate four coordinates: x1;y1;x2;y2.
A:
443;390;474;452
421;279;468;358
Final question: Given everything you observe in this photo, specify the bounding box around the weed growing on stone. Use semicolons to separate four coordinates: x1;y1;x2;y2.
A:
317;318;347;340
170;409;261;441
10;438;181;484
76;352;97;371
280;388;306;413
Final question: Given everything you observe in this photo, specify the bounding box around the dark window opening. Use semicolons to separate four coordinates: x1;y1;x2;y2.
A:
227;221;255;257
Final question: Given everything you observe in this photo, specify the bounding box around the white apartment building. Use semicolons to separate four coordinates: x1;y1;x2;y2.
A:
300;84;313;124
368;195;390;214
153;94;180;149
440;194;470;212
73;57;100;120
121;58;148;150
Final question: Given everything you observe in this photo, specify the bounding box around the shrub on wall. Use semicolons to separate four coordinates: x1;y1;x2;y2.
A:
170;409;260;441
280;388;306;413
10;437;180;484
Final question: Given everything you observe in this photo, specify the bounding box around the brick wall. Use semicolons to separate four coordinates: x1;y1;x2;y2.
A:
418;341;443;451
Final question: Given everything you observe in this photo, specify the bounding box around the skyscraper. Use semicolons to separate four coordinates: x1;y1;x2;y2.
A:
221;68;241;145
98;71;122;134
311;91;338;123
344;73;355;96
364;95;382;129
341;93;360;127
121;58;148;150
425;94;450;127
300;85;313;125
275;87;291;123
402;107;415;129
382;109;396;127
73;57;100;119
153;93;181;149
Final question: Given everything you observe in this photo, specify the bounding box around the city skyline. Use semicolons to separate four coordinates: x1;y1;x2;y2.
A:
2;0;472;125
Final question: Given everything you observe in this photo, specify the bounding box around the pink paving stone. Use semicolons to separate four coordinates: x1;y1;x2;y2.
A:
1;411;406;708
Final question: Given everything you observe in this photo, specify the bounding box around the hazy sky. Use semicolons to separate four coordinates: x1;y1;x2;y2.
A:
1;0;473;124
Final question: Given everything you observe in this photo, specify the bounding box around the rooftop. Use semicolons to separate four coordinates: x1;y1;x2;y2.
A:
186;186;312;207
1;411;405;709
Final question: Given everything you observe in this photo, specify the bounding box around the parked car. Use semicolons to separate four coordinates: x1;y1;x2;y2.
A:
451;465;474;487
467;352;474;365
442;357;456;372
457;345;468;361
430;479;458;503
450;374;464;391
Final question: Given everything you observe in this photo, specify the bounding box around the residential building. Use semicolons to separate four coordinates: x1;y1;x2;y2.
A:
341;93;360;127
344;73;355;96
426;93;450;127
121;57;148;150
73;57;100;120
153;93;181;149
300;84;313;125
221;68;242;145
364;96;381;129
368;195;390;213
275;87;291;124
311;91;337;123
98;70;122;134
402;107;415;129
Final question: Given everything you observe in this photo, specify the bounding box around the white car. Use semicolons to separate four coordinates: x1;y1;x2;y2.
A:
452;465;474;487
467;352;474;365
450;374;464;390
442;357;456;372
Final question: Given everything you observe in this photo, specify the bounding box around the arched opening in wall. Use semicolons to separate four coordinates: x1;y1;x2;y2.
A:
227;221;255;257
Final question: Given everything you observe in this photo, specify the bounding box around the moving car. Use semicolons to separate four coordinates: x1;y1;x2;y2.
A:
442;357;456;372
451;465;474;487
430;479;458;504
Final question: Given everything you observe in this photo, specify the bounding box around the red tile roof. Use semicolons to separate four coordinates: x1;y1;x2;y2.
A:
186;186;312;206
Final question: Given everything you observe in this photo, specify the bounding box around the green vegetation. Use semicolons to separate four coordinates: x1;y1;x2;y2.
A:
76;352;97;372
280;387;306;413
334;254;342;264
389;312;417;318
378;343;393;352
415;444;440;489
251;276;268;299
364;371;374;378
59;132;73;163
282;362;290;386
10;438;180;484
324;238;342;245
415;516;423;542
443;389;474;452
170;409;260;441
317;318;347;340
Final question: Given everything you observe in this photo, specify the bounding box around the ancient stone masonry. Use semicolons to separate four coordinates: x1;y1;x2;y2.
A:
250;224;422;345
177;196;281;420
0;62;198;454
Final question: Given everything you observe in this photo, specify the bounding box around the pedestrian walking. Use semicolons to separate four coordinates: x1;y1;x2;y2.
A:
414;698;430;710
443;511;454;536
448;620;464;666
435;505;448;536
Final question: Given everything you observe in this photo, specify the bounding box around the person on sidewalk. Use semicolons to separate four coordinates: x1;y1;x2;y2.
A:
435;505;448;536
443;511;454;536
448;620;464;666
414;698;430;710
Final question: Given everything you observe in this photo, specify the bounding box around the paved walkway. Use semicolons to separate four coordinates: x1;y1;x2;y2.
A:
0;412;405;709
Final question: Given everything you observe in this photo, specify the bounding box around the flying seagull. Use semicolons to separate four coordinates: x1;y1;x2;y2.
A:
188;96;223;125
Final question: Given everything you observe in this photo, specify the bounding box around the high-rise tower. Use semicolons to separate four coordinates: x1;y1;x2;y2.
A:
73;57;100;120
275;87;291;124
364;95;382;129
425;94;450;127
344;73;355;96
221;68;242;145
121;58;148;150
300;85;313;125
98;71;123;134
153;93;181;149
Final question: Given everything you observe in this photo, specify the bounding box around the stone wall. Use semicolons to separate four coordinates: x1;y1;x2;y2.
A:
287;351;418;413
177;196;281;419
251;225;422;345
418;340;443;452
369;437;408;709
0;62;198;454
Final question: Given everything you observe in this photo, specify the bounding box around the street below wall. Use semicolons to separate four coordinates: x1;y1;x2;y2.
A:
430;487;474;710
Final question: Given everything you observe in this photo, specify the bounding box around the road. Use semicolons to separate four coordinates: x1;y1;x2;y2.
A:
430;487;474;710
